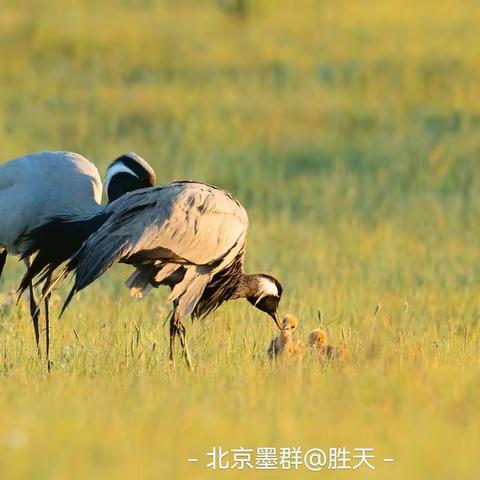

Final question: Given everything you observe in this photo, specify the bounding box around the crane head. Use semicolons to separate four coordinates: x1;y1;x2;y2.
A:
104;152;156;202
247;273;283;329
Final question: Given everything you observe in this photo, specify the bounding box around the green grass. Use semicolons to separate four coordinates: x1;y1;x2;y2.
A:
1;0;480;478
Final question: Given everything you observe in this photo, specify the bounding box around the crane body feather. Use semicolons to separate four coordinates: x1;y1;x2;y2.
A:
61;182;249;318
0;151;102;254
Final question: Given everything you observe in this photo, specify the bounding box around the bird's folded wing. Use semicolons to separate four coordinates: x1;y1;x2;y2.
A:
70;182;248;292
0;161;19;191
107;182;249;266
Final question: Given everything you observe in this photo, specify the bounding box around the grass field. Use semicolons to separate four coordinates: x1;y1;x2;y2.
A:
1;0;479;478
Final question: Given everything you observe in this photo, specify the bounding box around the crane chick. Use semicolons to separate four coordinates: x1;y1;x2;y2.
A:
268;314;302;361
308;328;349;363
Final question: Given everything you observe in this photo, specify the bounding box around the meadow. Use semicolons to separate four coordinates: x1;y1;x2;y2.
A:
0;0;479;478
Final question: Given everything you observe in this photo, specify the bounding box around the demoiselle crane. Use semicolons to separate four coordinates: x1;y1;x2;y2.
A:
26;181;283;368
1;151;155;365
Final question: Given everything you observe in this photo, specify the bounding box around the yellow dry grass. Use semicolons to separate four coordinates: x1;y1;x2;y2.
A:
0;1;479;478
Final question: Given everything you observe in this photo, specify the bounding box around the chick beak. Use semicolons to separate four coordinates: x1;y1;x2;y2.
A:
270;311;281;330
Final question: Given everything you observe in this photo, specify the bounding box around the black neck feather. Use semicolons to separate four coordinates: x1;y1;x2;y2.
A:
192;251;245;319
107;173;146;202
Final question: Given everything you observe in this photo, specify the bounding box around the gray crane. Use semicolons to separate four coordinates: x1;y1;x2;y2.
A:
27;181;283;367
1;151;156;365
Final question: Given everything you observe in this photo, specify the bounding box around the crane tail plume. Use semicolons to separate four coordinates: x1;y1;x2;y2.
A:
17;211;111;298
26;268;70;316
71;238;130;293
60;286;77;318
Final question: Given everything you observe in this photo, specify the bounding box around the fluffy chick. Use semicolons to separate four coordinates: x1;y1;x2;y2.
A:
308;328;349;363
268;314;303;360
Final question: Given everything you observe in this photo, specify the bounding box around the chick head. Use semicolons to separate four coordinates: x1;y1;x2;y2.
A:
308;328;329;348
281;314;298;333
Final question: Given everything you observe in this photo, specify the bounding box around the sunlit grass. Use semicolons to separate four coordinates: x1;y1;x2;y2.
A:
1;0;480;478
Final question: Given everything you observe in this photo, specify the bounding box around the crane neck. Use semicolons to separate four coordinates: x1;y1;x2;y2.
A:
231;274;261;299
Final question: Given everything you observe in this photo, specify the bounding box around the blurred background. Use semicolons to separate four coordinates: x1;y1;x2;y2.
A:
2;0;480;227
1;1;479;479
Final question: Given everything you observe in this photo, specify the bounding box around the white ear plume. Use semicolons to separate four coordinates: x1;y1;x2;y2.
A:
103;162;139;196
254;277;279;305
259;277;279;296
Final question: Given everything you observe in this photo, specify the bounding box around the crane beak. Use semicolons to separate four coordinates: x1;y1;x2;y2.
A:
270;311;281;330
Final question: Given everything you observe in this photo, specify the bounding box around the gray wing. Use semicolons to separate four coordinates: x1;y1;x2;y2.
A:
103;181;248;264
0;159;20;191
0;159;36;249
0;151;102;252
64;182;248;317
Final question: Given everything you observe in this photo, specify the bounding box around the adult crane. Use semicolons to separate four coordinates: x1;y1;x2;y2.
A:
27;181;282;368
1;151;155;365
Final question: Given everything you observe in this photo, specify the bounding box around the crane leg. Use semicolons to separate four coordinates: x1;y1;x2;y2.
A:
168;310;176;364
24;258;40;357
168;305;193;369
43;273;53;372
28;281;41;356
177;322;193;370
0;249;7;281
